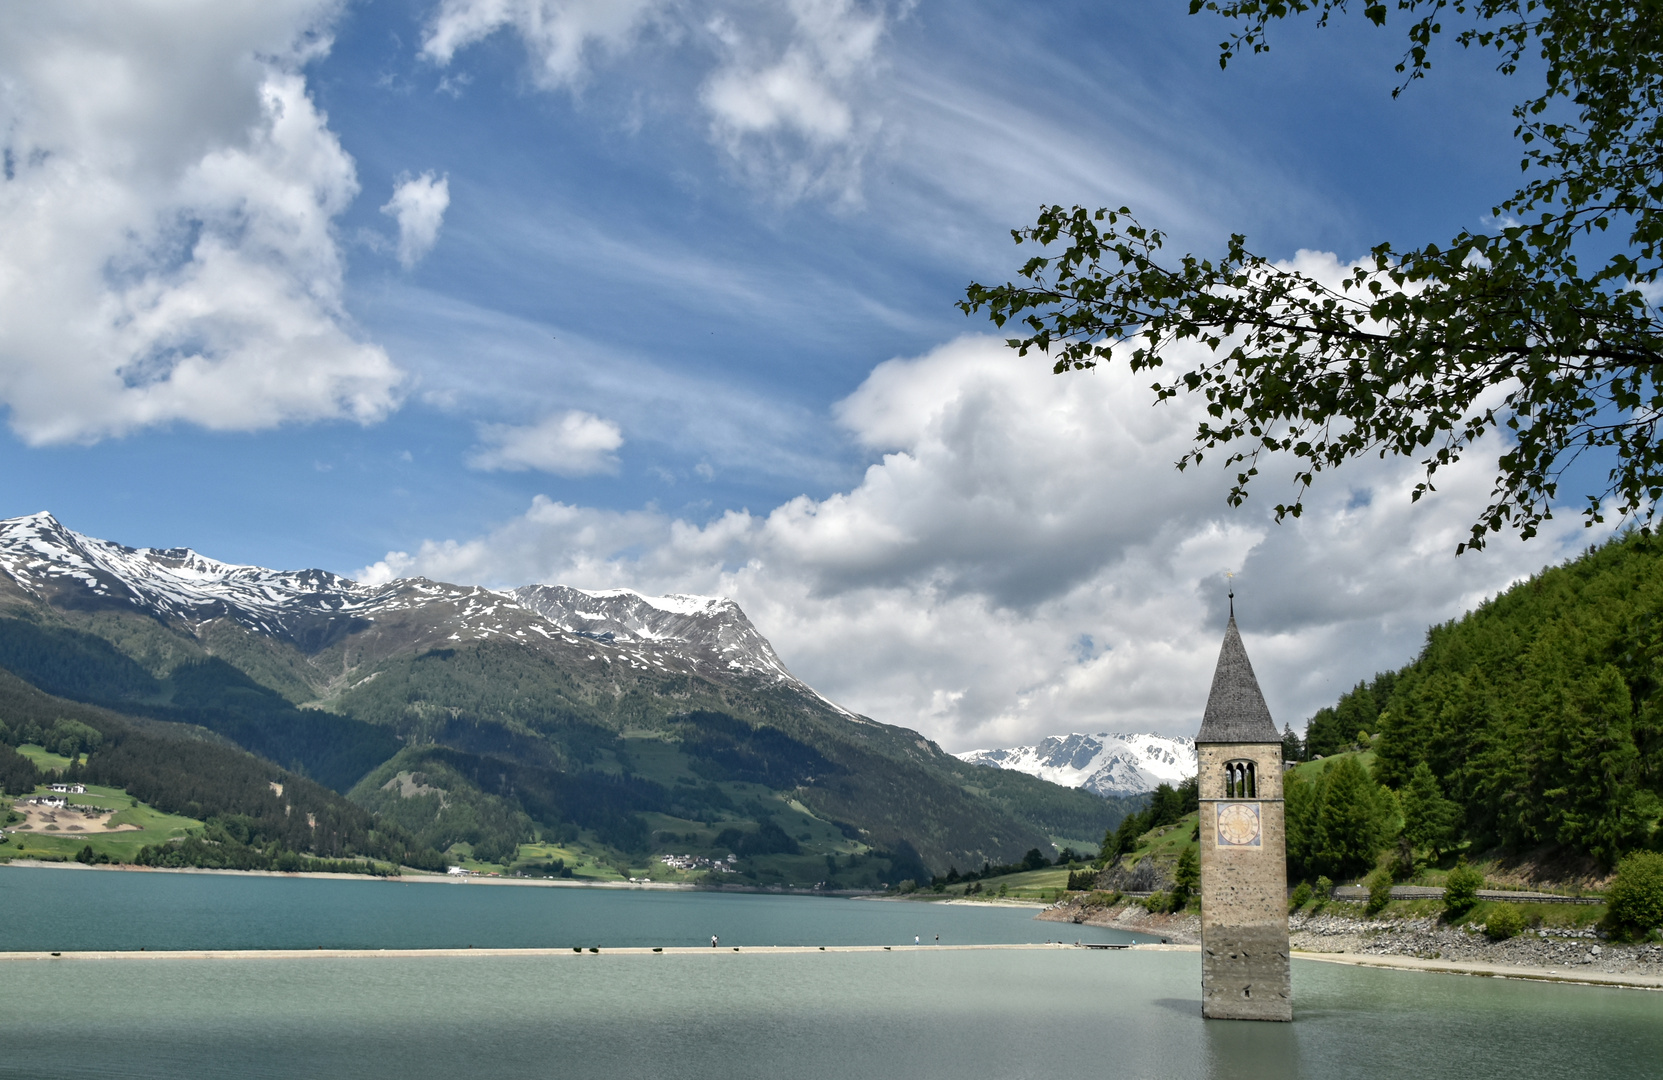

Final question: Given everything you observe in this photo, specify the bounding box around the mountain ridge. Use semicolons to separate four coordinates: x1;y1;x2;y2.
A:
0;511;1131;876
958;731;1197;797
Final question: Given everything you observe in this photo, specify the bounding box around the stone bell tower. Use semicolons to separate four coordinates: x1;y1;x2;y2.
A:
1195;597;1291;1021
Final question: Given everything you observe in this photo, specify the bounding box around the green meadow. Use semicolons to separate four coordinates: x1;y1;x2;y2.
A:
1;782;201;864
13;743;73;772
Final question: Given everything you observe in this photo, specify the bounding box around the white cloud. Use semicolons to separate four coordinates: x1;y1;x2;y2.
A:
467;409;624;475
380;172;450;268
362;330;1600;751
700;0;892;202
421;0;666;88
0;1;403;445
422;0;896;203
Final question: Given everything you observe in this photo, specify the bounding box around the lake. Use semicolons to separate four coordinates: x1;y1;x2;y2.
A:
0;864;1146;951
2;866;1659;1080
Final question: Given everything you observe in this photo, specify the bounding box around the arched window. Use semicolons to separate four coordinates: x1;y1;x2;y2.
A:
1224;760;1257;799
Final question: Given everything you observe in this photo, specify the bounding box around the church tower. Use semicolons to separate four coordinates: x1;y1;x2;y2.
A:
1195;600;1292;1021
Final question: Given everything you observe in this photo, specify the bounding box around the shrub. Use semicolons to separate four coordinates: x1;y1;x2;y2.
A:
1484;903;1526;940
1444;861;1484;918
1604;851;1663;941
1313;875;1334;908
1288;882;1313;913
1142;891;1169;913
1087;889;1123;908
1364;867;1394;915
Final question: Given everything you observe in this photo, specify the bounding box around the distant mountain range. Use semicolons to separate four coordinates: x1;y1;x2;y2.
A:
957;732;1197;797
0;512;1133;878
0;512;805;696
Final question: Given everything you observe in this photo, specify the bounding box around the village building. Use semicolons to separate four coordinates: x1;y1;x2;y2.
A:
1195;600;1292;1021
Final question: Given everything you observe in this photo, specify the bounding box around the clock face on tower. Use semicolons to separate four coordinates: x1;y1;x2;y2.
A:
1216;802;1262;848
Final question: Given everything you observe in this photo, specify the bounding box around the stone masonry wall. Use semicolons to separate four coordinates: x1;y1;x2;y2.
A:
1199;741;1291;1021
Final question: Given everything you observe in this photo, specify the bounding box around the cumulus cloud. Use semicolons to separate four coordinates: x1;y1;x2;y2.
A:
467;410;624;475
380;172;450;268
0;2;399;445
363;330;1599;751
0;1;404;446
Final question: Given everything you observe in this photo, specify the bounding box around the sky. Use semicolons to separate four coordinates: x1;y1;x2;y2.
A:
0;0;1606;751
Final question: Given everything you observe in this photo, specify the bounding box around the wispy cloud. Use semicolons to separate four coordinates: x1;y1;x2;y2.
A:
421;0;667;87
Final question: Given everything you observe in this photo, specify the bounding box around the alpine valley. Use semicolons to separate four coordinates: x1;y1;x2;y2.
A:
0;513;1134;885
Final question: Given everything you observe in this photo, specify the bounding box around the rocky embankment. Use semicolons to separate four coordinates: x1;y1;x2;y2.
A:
1037;895;1200;944
1039;896;1663;976
1290;913;1663;976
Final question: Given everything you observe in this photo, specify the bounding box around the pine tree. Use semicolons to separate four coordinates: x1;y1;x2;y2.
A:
1310;757;1394;880
1281;723;1303;763
1399;762;1459;862
1171;845;1199;908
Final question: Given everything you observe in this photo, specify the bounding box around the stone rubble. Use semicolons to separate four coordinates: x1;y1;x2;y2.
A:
1288;912;1663;976
1037;895;1201;943
1039;895;1663;976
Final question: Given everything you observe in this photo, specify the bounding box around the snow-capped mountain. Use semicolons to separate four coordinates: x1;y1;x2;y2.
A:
956;732;1197;797
0;511;804;692
508;585;793;683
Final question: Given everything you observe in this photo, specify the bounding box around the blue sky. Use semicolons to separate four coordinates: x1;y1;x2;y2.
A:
0;1;1591;747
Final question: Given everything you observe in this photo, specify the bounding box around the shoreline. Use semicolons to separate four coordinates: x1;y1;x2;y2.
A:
0;942;1145;962
1292;949;1663;991
0;859;877;896
6;941;1659;989
1042;894;1663;991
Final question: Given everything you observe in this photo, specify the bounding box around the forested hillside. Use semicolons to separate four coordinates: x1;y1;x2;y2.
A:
1297;532;1663;867
0;669;431;870
0;514;1131;879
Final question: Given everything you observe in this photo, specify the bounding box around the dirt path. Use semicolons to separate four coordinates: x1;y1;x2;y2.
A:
5;806;138;834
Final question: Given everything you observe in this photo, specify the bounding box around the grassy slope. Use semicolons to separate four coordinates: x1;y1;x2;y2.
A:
0;577;1128;877
14;743;72;771
1286;748;1376;785
0;606;399;792
2;782;201;863
0;668;409;864
321;636;1103;873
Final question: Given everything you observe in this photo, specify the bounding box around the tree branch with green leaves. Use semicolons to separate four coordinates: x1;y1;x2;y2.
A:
961;0;1663;552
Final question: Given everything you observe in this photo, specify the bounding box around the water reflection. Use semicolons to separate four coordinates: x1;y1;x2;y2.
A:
1203;1011;1301;1080
0;949;1656;1079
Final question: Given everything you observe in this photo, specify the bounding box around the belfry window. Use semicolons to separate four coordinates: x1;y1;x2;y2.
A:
1224;760;1257;799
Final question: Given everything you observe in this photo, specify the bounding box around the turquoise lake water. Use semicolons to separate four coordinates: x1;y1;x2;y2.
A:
2;866;1659;1080
0;865;1147;951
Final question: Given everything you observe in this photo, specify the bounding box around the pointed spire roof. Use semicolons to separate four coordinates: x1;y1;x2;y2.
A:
1195;613;1280;745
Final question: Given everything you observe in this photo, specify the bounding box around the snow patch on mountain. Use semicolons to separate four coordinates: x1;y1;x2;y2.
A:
0;511;828;703
956;732;1197;798
507;584;795;683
